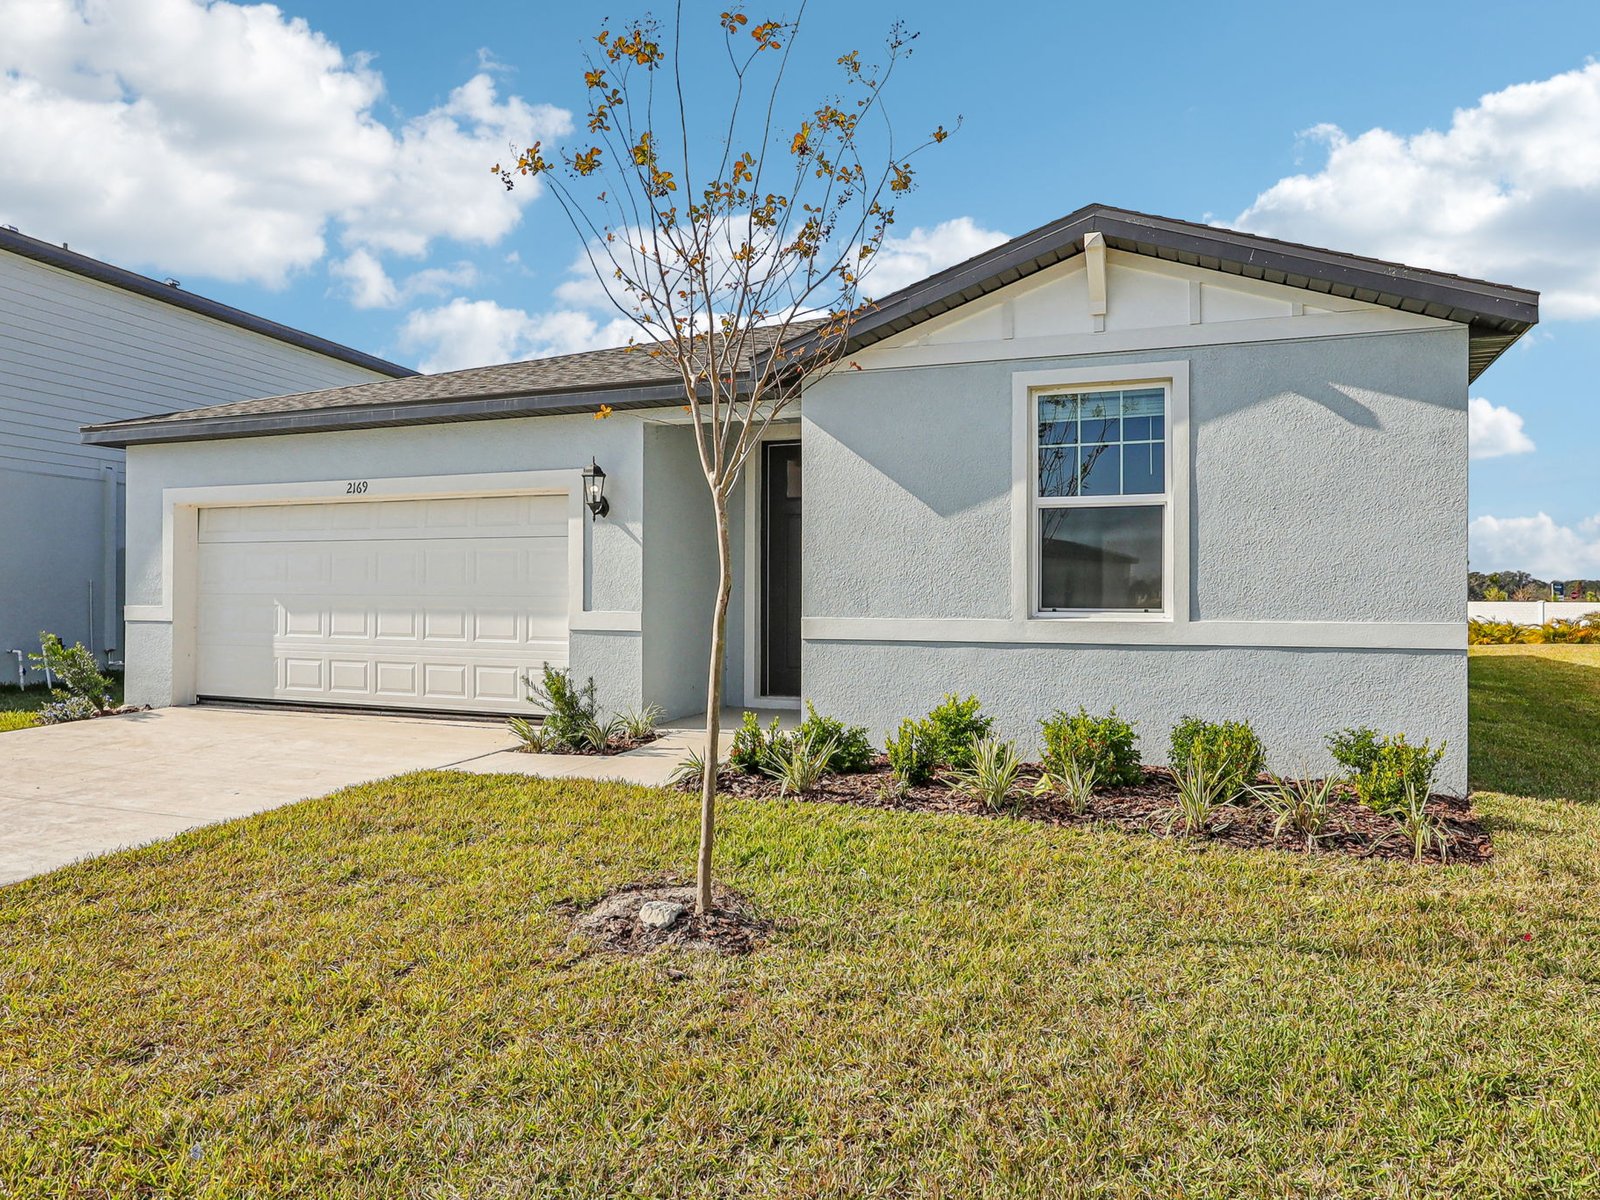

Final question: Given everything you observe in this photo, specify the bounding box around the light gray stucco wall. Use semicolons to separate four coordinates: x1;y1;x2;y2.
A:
122;412;650;712
800;327;1470;790
641;423;719;719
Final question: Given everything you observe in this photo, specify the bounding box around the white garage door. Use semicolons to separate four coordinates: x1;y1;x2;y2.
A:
195;494;568;714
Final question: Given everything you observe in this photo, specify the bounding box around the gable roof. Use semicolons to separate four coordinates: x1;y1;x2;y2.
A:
82;204;1537;448
799;204;1537;381
1;225;416;379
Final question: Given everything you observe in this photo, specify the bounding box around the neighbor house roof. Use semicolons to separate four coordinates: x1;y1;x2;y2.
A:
1;225;416;379
82;204;1538;448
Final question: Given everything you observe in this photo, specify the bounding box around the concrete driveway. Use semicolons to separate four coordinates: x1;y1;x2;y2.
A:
0;706;518;886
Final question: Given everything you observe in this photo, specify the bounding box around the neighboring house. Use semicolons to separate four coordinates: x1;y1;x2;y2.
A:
0;227;414;681
83;206;1538;791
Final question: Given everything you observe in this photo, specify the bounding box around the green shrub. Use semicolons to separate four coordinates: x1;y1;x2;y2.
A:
1168;716;1265;802
797;702;873;774
885;719;936;789
1333;731;1446;815
523;664;601;750
730;711;786;774
918;694;993;770
1039;707;1141;787
29;632;113;724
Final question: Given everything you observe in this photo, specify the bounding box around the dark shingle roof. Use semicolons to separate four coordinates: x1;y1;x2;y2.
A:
0;225;415;379
82;204;1538;448
82;324;808;446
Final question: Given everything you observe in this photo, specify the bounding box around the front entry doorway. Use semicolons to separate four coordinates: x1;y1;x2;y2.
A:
759;440;802;698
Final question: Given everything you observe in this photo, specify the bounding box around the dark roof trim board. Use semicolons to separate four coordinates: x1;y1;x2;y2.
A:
1;226;416;379
81;204;1538;448
783;205;1537;382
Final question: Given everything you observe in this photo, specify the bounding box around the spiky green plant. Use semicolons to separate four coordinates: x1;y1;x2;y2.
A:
1249;771;1338;849
1169;749;1229;837
762;731;839;796
1035;753;1098;816
950;736;1024;813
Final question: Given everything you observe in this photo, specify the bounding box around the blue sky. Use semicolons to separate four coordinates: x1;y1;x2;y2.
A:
3;0;1598;574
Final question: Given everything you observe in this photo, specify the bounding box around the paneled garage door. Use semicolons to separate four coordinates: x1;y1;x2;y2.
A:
195;494;568;714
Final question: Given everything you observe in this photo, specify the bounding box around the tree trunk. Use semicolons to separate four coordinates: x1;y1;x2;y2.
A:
696;495;734;915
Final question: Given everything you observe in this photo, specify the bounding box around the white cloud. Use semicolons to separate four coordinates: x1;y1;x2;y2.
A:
1236;61;1600;318
861;217;1009;298
0;0;568;287
1468;397;1536;459
398;297;636;373
1470;512;1600;577
331;250;479;310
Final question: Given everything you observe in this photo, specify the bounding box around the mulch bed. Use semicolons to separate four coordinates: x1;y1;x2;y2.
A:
682;759;1492;865
517;732;659;757
560;879;772;957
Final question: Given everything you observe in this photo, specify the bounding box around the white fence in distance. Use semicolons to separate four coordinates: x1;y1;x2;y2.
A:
1468;601;1600;625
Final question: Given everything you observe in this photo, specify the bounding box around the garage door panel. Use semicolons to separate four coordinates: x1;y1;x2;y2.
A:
194;493;570;714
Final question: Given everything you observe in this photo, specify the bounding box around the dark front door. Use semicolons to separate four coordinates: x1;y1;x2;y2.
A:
760;441;802;697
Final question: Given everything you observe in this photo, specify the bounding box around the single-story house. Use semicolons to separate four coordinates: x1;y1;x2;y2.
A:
0;226;413;679
83;205;1539;791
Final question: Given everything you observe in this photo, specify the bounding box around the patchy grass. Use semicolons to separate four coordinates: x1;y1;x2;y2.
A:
4;771;1600;1197
0;674;125;735
1470;645;1600;802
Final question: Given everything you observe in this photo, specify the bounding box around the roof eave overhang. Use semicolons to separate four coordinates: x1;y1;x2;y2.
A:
81;378;773;448
782;205;1539;384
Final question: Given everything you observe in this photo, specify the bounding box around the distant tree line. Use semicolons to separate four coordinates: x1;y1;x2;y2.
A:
1468;571;1600;602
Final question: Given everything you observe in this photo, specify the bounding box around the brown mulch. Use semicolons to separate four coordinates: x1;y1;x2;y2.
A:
682;759;1492;865
561;880;772;957
518;732;660;757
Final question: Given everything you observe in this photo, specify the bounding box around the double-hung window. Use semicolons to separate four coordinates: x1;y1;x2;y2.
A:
1034;384;1169;613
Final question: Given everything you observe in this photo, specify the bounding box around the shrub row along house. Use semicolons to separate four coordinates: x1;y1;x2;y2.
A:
82;206;1538;793
0;226;413;679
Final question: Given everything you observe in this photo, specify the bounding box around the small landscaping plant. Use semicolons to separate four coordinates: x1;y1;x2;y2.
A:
512;665;654;754
731;711;787;774
29;632;114;725
1168;715;1265;802
762;730;838;797
1040;707;1141;787
508;716;556;753
1035;753;1097;816
950;735;1024;812
916;694;994;770
617;704;665;742
1394;777;1452;863
1168;748;1230;837
1249;771;1337;850
885;718;936;791
524;664;601;748
1328;727;1446;814
796;702;873;774
666;745;707;789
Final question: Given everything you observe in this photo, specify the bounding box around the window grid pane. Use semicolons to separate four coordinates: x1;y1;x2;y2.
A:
1037;388;1166;499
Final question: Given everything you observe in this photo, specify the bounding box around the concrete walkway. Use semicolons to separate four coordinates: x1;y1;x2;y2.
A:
0;705;786;885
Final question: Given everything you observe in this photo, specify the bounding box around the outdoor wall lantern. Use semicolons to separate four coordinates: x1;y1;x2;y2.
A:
581;458;610;519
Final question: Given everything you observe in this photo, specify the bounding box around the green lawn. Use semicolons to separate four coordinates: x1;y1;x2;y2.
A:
0;674;124;733
2;656;1597;1196
1469;645;1600;802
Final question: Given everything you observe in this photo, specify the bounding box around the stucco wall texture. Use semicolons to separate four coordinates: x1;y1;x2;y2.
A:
800;327;1470;790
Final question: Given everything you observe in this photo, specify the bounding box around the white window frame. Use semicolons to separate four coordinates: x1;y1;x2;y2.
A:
1010;361;1190;625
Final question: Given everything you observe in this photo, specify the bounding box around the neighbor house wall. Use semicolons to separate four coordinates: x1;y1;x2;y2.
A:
800;326;1471;790
0;250;390;679
122;412;651;712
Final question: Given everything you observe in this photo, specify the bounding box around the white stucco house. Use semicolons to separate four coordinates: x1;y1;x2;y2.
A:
83;206;1538;791
0;226;413;681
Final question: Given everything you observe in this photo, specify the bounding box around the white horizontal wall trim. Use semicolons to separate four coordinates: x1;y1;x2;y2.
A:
569;611;643;633
801;617;1463;651
850;309;1449;373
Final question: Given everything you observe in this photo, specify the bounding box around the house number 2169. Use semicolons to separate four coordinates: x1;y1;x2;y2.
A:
346;480;369;494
